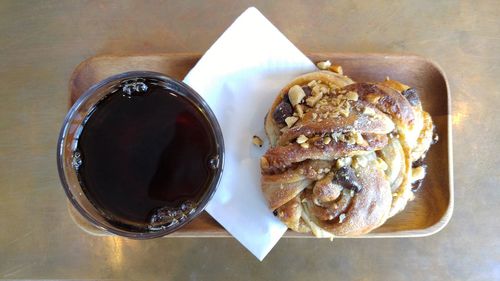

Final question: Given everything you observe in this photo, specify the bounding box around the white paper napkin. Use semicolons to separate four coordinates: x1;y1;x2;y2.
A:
183;7;316;260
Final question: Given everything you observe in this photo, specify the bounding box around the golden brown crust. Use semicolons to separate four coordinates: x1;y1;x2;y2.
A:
265;71;354;147
277;102;395;146
376;80;435;216
262;160;332;210
260;68;435;236
378;138;405;192
302;155;392;236
262;134;388;174
343;83;416;131
275;195;307;232
411;110;434;161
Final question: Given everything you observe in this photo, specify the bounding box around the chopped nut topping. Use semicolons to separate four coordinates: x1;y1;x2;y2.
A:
288;85;306;106
339;107;350;117
333;203;338;209
312;112;318;120
316;60;332;70
295;104;304;118
323;136;332;145
307;80;318;88
353;132;365;145
252;135;263;147
338;213;346;223
300;142;310;149
330;111;340;118
412;166;426;182
312;84;329;95
329;65;343;75
353;156;368;168
328;83;339;90
332;132;342;142
306;92;323;107
336;157;352;168
363;106;376;116
296;134;309;144
338;134;347;142
285;116;299;128
345;91;358;101
377;158;388;171
346;135;356;145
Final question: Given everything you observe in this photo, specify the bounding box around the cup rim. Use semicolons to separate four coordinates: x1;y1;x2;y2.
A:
57;71;224;239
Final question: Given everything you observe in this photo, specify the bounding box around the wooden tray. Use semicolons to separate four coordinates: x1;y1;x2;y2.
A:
68;53;453;238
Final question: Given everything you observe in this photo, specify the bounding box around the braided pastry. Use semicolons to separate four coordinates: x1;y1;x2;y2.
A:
260;66;435;237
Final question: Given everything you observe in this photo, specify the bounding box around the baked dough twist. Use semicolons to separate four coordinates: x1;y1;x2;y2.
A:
261;69;435;237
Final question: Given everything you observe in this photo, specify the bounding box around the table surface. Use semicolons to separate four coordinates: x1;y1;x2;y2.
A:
0;1;498;280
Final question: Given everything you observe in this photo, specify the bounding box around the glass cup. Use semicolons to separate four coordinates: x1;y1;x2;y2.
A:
57;71;224;239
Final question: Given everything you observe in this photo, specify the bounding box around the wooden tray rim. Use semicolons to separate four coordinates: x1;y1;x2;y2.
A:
67;52;454;238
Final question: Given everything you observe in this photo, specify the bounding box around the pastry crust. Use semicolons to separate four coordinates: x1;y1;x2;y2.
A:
265;71;354;147
303;154;392;236
260;67;435;236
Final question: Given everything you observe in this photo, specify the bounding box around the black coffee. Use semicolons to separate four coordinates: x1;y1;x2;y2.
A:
74;79;218;231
